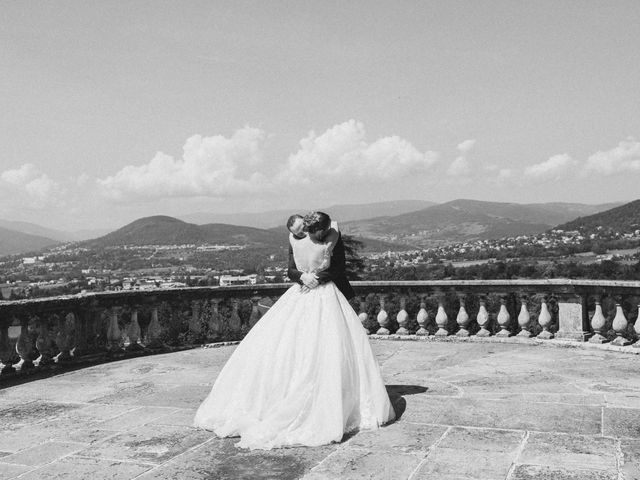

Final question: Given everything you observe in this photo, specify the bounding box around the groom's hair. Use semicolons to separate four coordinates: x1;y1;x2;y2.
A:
303;211;331;233
286;214;303;231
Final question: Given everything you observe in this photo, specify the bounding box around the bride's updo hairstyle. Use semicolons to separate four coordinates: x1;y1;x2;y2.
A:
303;211;331;233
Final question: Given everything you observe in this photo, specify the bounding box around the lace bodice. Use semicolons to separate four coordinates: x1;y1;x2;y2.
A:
290;234;331;274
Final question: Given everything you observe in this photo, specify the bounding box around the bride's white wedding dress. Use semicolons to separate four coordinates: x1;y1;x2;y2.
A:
193;233;395;450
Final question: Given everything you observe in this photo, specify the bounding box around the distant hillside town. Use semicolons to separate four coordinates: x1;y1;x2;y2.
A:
1;199;639;299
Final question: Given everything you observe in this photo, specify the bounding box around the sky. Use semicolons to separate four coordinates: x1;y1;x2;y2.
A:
1;1;639;231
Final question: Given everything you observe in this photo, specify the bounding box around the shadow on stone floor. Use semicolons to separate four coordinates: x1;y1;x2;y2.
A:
386;384;428;420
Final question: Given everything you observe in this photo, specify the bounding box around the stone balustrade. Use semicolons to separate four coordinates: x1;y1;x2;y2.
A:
1;279;640;378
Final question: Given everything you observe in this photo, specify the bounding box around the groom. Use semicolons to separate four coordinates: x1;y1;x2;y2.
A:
287;211;355;300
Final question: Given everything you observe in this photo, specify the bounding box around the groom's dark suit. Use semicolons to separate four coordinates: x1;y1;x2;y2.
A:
288;233;355;300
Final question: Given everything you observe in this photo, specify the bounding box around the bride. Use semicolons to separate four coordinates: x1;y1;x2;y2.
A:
193;212;395;450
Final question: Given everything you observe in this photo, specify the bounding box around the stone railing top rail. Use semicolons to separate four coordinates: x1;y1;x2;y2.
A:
1;279;639;315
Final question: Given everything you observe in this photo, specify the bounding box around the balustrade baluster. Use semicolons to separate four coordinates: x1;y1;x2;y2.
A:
16;316;35;370
537;298;553;339
475;298;490;337
189;301;202;336
611;302;631;346
126;309;143;351
358;296;370;334
376;296;390;335
589;299;607;343
634;304;640;348
0;324;16;375
396;297;409;335
106;308;124;354
145;306;164;349
230;300;242;334
249;297;261;328
208;299;221;341
73;309;90;357
36;315;54;365
517;296;531;338
456;296;470;337
416;297;429;336
81;306;101;354
435;298;449;336
56;313;74;362
496;298;512;337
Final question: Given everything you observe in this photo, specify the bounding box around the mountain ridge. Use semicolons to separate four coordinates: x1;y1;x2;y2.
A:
84;216;285;248
555;199;640;233
0;226;60;256
342;199;622;248
179;199;436;228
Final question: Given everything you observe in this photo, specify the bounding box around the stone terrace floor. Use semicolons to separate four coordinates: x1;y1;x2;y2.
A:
3;339;640;479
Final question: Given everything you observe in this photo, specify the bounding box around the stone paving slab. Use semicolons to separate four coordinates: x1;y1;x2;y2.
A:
510;464;617;480
87;381;177;405
472;392;606;405
603;406;640;438
620;439;640;480
604;392;640;408
147;408;198;427
0;463;32;479
130;384;211;408
137;437;336;480
16;456;152;480
1;441;85;467
413;447;516;480
304;447;422;480
0;419;119;453
0;380;119;403
77;424;214;465
2;340;640;479
2;402;82;430
412;427;524;480
345;422;447;456
95;406;179;431
400;395;603;434
519;432;618;471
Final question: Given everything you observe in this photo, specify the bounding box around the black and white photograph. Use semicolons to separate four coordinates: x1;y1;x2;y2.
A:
2;1;640;478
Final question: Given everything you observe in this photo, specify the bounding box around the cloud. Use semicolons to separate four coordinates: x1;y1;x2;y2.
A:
98;127;271;201
1;163;63;205
524;154;577;180
585;138;640;175
1;163;41;185
498;168;513;180
446;156;472;176
24;175;59;200
456;139;476;153
445;139;477;177
8;121;441;208
76;173;90;187
275;120;439;187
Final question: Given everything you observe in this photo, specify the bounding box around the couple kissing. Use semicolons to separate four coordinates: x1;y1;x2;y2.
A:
286;211;354;300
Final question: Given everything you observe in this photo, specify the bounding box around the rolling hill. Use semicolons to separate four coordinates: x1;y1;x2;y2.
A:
84;216;286;248
556;199;640;233
0;227;59;256
342;199;621;248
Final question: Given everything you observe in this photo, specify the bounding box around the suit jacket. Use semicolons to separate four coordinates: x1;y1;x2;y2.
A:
288;232;355;300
